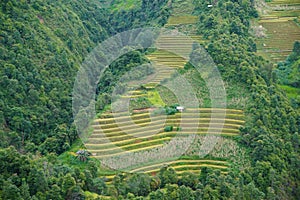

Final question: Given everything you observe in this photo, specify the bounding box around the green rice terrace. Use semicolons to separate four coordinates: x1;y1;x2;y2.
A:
255;0;300;62
166;15;199;26
88;108;244;182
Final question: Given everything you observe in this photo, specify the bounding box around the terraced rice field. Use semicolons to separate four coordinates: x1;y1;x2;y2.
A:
256;0;300;62
95;0;245;182
103;158;229;182
155;34;194;55
119;34;196;90
166;15;199;26
87;108;244;162
143;33;197;88
120;90;147;99
140;3;204;88
257;20;300;61
129;158;229;173
144;53;187;88
268;0;300;6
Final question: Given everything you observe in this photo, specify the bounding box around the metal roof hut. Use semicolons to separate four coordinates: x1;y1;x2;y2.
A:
176;106;185;112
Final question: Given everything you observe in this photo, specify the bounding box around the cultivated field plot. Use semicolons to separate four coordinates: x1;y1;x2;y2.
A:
155;35;194;53
166;15;199;26
143;33;197;88
256;0;300;62
129;158;228;173
91;108;243;182
109;0;141;11
87;108;244;159
140;11;204;88
268;0;300;6
256;20;300;61
146;51;187;68
102;157;229;182
144;50;188;88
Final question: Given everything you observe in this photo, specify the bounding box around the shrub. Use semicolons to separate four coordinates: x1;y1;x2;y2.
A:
164;126;173;132
165;107;178;115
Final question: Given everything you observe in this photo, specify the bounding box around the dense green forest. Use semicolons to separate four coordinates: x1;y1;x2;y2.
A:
0;0;299;199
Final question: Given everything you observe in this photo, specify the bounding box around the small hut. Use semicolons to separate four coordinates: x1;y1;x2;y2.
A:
176;106;185;112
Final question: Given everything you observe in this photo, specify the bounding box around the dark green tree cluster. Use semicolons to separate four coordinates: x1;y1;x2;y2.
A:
0;146;106;200
105;166;266;199
108;0;171;33
0;0;112;154
276;41;300;88
96;51;150;112
0;0;170;153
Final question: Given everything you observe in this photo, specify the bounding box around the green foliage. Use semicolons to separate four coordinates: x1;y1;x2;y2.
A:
275;41;300;109
75;150;91;162
108;0;171;32
154;104;180;116
0;146;107;200
2;181;23;200
293;41;300;55
276;41;300;88
191;1;300;199
176;126;182;131
164;125;173;132
158;167;178;187
127;173;151;196
0;0;170;152
164;105;179;115
129;97;153;111
0;0;111;151
177;185;195;200
178;172;199;189
28;168;48;195
91;178;107;195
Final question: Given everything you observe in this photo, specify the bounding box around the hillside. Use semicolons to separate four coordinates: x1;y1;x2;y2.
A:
0;0;300;199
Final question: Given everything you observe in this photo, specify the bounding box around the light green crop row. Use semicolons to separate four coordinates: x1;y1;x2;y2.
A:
130;159;228;173
94;116;244;130
142;163;228;174
95;111;244;124
97;108;244;120
166;15;198;25
89;130;239;146
93;124;240;138
86;137;172;151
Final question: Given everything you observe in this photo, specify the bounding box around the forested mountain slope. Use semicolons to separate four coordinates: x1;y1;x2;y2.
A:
0;0;170;153
0;0;110;153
